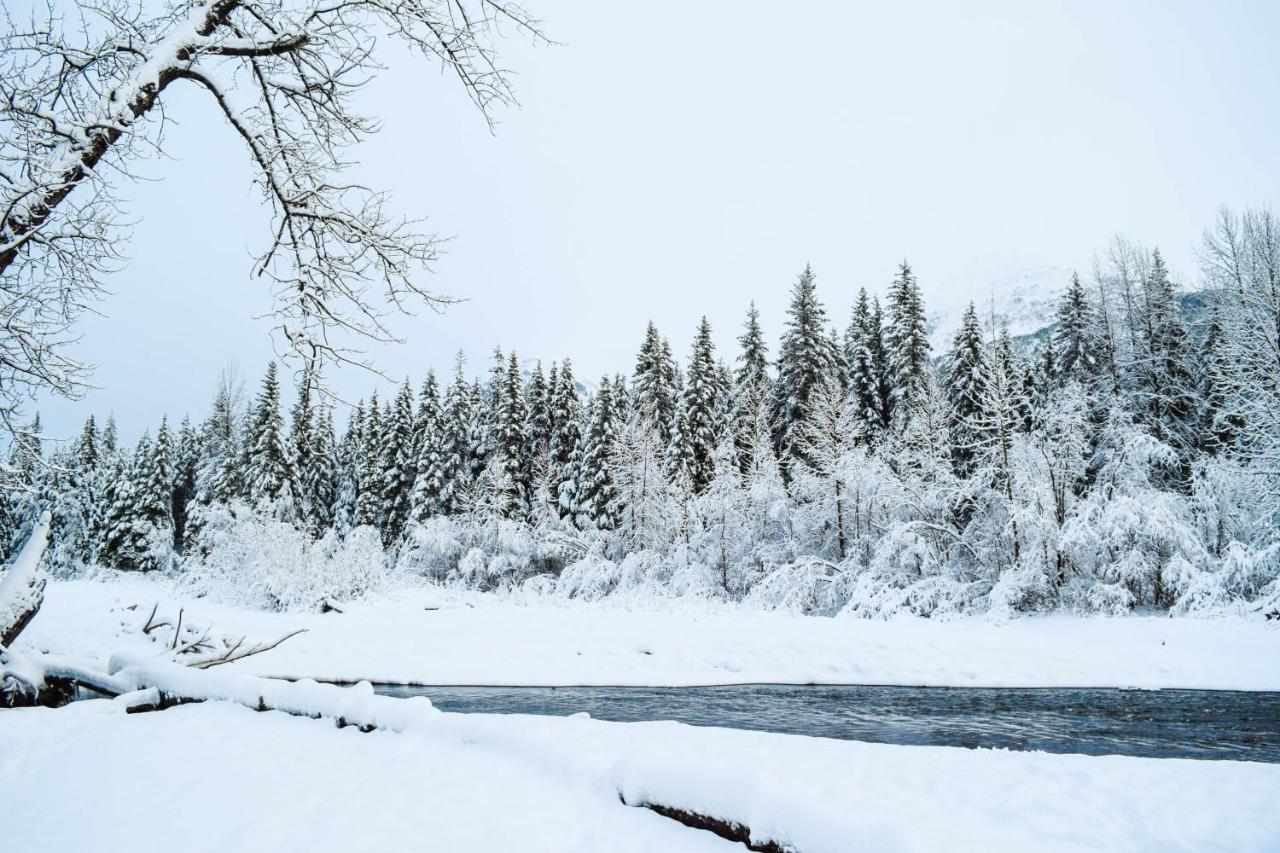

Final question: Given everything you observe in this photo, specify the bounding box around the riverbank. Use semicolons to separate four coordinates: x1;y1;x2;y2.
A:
20;578;1280;690
4;697;1278;852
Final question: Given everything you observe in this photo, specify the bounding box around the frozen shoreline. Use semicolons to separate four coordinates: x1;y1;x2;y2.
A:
21;578;1280;691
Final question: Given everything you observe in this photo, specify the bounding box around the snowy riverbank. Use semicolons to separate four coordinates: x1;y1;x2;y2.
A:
4;697;1279;853
20;578;1280;690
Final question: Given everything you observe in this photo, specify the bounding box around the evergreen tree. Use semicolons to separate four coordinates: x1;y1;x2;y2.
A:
332;403;364;533
1135;248;1198;468
440;354;475;515
171;415;199;552
942;303;987;475
408;374;447;522
732;302;771;473
675;317;720;493
354;392;383;528
309;407;338;532
884;260;931;428
1053;272;1098;382
493;351;530;517
243;362;298;517
524;361;552;460
846;288;885;441
288;367;318;530
550;359;583;518
380;380;417;543
633;324;682;449
772;264;839;470
573;379;619;528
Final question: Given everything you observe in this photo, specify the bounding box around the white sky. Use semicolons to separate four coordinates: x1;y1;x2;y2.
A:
34;0;1280;440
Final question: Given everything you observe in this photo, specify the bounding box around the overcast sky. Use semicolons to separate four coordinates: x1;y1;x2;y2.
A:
35;0;1280;441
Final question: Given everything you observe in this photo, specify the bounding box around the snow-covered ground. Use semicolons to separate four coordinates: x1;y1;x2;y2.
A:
9;576;1280;851
4;697;1278;853
21;577;1280;689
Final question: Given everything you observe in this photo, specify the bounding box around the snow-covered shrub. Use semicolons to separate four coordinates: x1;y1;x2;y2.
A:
745;557;844;616
396;517;466;580
555;553;620;601
178;503;391;611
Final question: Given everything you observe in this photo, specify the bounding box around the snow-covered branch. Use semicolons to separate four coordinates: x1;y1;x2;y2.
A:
0;0;544;438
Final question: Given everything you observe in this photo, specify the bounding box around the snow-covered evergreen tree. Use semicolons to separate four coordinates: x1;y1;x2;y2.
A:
846;288;886;442
675;317;720;493
573;379;619;529
942;303;987;476
242;362;298;519
884;260;931;429
772;264;838;472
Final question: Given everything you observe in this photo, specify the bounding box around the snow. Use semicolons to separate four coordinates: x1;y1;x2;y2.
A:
2;698;1277;852
0;510;50;640
20;577;1280;690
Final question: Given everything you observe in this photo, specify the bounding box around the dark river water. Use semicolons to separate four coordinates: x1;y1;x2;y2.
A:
375;683;1280;762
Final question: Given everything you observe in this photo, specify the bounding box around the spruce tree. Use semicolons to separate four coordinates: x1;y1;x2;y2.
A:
574;379;619;529
408;374;447;522
1053;272;1097;382
288;367;318;529
676;316;720;493
732;302;771;473
354;392;383;528
171;415;199;552
884;260;931;428
243;362;297;517
380;380;417;543
440;354;475;515
524;361;552;460
549;359;583;518
633;325;682;447
772;264;839;471
942;303;987;476
846;288;885;441
493;351;530;517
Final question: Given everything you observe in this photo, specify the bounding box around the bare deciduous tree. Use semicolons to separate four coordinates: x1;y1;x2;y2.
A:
0;0;543;438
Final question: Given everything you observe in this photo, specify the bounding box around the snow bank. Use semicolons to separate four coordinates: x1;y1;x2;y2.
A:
20;578;1280;689
2;700;1277;852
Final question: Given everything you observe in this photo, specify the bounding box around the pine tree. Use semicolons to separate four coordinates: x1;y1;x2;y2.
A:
846;288;885;441
288;367;319;530
524;361;552;459
1135;248;1198;469
550;359;583;518
354;392;384;529
309;407;338;532
675;317;720;493
332;403;363;533
573;379;619;529
1053;272;1098;382
884;260;931;428
171;415;199;552
942;302;987;475
772;264;839;471
440;354;475;515
493;351;530;517
380;380;417;543
243;362;298;518
732;302;771;473
408;374;447;522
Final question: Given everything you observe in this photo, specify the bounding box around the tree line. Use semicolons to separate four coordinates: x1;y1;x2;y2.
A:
4;207;1278;617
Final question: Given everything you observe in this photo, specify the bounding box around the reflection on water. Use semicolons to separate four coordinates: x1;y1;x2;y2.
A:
376;683;1280;762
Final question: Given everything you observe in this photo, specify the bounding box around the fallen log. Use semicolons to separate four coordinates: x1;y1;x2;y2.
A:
0;511;51;648
638;802;791;853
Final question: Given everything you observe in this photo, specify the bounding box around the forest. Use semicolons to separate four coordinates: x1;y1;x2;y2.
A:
5;208;1279;620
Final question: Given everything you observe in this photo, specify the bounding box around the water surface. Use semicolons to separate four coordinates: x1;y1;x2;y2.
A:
376;683;1280;762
